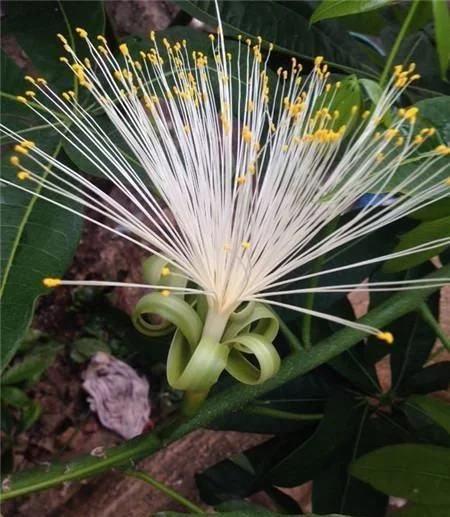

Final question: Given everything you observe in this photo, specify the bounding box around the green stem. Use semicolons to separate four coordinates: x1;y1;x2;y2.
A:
419;302;450;351
125;470;205;514
181;389;210;417
181;306;230;416
246;406;322;421
270;307;303;352
1;264;448;501
379;0;420;87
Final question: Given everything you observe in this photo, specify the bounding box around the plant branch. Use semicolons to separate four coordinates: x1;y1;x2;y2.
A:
419;302;450;351
1;264;448;501
125;469;205;514
379;0;420;87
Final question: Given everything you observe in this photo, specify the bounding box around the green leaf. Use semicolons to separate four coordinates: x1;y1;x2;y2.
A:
70;337;110;363
1;386;31;408
1;33;84;371
3;1;105;91
415;96;450;146
399;362;450;395
1;345;59;385
384;216;450;273
267;391;360;487
389;289;440;389
408;395;450;434
174;0;377;76
410;197;450;221
432;0;450;80
350;444;450;504
311;0;390;24
20;400;42;431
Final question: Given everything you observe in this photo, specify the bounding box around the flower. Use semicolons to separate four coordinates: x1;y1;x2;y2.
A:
2;3;449;393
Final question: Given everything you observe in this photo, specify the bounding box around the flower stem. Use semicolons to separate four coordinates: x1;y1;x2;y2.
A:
181;389;210;417
418;302;450;351
379;0;420;87
181;306;231;416
125;469;205;514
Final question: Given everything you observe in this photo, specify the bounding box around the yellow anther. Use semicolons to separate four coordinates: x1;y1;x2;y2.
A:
149;31;156;41
241;241;251;250
208;33;215;41
14;144;28;155
384;128;399;141
362;110;370;120
98;45;107;55
161;266;171;277
314;56;324;66
57;33;68;44
404;107;419;121
24;76;35;84
37;78;47;85
59;56;69;64
325;84;331;93
242;126;253;144
183;124;190;134
97;35;107;44
84;58;91;68
351;105;358;115
435;145;450;156
248;164;256;175
376;152;384;163
414;135;424;145
236;175;247;185
376;331;394;345
282;145;289;152
445;178;450;186
335;81;341;89
25;91;36;97
17;171;30;181
16;96;28;104
43;277;62;288
10;156;20;166
119;43;129;56
160;289;171;297
75;27;88;38
62;92;71;101
396;136;405;147
247;100;254;113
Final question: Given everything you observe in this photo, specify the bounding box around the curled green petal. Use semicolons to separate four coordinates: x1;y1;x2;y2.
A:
132;292;202;344
223;333;281;385
224;302;279;342
142;255;187;289
167;332;230;391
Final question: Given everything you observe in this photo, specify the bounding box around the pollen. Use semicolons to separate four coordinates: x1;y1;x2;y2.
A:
242;126;253;144
436;145;450;156
241;241;251;250
10;156;20;166
119;43;129;56
161;266;171;277
17;171;30;181
160;289;171;297
14;144;29;155
236;175;247;185
75;27;88;38
376;331;394;345
43;277;62;288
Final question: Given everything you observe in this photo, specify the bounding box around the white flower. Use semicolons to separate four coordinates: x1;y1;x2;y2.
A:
2;3;449;349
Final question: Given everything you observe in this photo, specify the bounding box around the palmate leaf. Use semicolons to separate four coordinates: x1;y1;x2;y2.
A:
0;1;105;370
350;444;450;505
